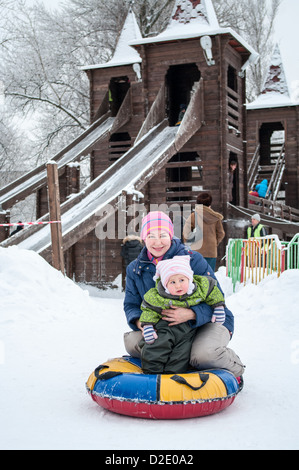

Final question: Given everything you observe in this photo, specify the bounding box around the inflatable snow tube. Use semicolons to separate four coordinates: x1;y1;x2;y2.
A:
86;356;241;419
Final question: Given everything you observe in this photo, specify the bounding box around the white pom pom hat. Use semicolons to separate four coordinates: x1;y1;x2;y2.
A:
153;255;194;294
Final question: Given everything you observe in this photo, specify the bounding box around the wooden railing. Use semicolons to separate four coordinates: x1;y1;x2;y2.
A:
0;88;133;211
266;143;285;201
247;144;260;190
226;235;286;290
248;194;299;222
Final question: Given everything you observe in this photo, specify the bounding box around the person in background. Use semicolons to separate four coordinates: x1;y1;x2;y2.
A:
121;234;143;268
228;160;238;204
183;192;225;271
175;104;186;126
248;190;259;204
10;222;24;237
247;213;267;238
255;179;268;198
121;234;143;290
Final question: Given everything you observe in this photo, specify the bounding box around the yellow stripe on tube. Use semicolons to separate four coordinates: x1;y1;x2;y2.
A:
159;372;227;403
86;357;142;391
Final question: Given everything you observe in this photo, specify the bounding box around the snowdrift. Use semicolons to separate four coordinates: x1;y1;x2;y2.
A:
0;246;299;450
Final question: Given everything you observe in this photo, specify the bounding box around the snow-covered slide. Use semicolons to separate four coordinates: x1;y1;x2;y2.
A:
0;87;135;210
0;114;116;210
1;80;204;261
3;123;178;258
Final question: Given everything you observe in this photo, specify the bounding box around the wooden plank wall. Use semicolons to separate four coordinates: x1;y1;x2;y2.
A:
247;106;299;209
36;164;80;219
69;36;249;285
143;38;246;213
88;66;144;179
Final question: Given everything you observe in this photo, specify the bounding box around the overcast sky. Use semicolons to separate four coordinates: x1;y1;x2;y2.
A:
26;0;299;95
26;0;62;11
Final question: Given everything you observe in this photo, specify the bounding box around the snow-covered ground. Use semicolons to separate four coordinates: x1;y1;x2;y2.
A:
0;246;299;450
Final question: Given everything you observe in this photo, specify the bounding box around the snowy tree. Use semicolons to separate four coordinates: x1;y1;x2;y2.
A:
0;106;33;186
0;1;92;163
62;0;130;64
0;0;177;167
213;0;281;100
0;0;284;179
132;0;175;37
0;0;23;181
0;0;15;47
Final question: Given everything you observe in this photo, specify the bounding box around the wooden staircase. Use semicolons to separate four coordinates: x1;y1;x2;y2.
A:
248;138;286;203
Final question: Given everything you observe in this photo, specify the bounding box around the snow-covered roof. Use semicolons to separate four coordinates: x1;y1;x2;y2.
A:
131;0;221;42
81;1;258;73
129;0;258;65
164;0;219;34
81;9;142;71
247;44;298;109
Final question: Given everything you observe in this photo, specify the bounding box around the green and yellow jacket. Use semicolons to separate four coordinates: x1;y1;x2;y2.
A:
247;223;267;238
140;275;225;325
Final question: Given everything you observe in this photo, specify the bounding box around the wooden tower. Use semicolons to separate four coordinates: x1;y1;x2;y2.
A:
77;0;258;284
1;1;261;286
247;44;299;210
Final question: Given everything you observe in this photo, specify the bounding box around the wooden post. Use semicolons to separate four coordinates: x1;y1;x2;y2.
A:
0;209;10;242
66;163;80;197
47;162;65;274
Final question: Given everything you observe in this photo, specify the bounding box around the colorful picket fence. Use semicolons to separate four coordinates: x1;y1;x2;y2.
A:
284;233;299;270
226;233;299;291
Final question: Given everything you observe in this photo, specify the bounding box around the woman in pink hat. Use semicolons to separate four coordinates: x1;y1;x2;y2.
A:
123;211;245;378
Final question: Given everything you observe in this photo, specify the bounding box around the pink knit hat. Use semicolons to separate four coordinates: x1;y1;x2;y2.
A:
140;211;174;240
154;255;194;292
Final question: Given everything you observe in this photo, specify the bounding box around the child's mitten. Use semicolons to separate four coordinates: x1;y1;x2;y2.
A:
211;306;226;324
143;324;158;344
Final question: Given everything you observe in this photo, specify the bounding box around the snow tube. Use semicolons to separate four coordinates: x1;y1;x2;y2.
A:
86;356;241;419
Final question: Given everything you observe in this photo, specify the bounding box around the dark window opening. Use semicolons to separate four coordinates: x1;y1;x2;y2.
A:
259;122;285;166
227;65;238;92
108;132;131;161
166;152;201;202
109;76;130;117
227;66;240;132
166;64;201;126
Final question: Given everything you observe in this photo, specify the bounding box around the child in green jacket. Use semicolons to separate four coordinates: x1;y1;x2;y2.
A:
139;255;225;374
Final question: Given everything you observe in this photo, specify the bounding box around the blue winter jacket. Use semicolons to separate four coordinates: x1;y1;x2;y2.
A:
123;238;234;334
256;179;268;198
